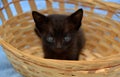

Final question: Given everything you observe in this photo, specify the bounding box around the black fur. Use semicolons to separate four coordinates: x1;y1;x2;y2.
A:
32;9;85;60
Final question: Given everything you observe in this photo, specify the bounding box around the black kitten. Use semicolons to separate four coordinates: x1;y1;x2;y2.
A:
32;9;85;60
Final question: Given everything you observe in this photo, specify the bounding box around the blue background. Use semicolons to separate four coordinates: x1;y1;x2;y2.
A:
0;0;120;77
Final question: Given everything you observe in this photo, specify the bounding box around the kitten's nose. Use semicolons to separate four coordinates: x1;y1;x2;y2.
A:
56;42;62;48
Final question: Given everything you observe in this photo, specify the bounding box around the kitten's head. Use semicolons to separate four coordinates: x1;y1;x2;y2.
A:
32;9;83;53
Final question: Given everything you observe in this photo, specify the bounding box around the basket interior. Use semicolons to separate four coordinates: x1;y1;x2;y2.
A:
1;11;120;61
0;0;120;61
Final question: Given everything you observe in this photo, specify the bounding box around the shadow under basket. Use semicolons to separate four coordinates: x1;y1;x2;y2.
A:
0;0;120;77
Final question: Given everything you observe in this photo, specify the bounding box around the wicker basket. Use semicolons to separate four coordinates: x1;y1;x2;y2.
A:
0;0;120;77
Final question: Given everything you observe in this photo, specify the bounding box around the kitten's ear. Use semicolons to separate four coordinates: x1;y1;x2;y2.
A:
68;9;83;30
32;11;47;24
32;11;48;35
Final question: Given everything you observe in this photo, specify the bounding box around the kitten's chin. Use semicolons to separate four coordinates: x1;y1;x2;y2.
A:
53;48;65;54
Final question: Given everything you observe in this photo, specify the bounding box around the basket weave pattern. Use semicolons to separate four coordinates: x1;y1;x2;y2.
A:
0;0;120;77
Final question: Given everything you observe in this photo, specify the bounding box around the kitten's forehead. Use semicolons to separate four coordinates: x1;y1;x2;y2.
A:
47;14;69;34
48;14;67;21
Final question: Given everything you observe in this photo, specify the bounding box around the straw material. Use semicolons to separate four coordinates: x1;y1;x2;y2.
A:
0;0;120;77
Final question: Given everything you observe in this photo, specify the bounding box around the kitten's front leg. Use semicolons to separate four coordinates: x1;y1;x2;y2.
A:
67;51;79;60
67;55;79;60
44;51;55;59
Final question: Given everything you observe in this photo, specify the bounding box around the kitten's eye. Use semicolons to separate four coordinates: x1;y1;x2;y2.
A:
47;36;54;43
64;36;71;42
